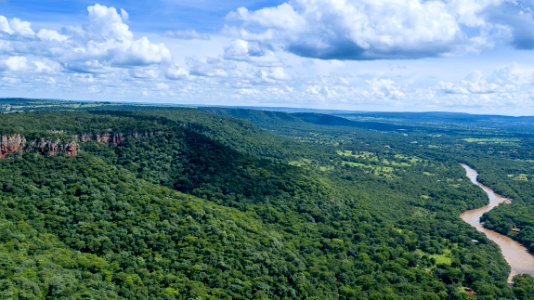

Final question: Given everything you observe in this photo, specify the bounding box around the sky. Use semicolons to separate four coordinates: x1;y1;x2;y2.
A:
1;0;534;115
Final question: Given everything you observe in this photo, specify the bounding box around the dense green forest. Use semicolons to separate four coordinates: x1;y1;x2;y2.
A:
0;99;533;299
201;107;534;254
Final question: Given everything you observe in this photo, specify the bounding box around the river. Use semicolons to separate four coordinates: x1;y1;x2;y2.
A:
460;164;534;282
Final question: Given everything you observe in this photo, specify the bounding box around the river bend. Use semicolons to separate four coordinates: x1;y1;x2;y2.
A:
460;164;534;282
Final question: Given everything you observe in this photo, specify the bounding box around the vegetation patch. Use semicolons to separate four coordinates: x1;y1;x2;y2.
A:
463;137;520;145
416;248;453;266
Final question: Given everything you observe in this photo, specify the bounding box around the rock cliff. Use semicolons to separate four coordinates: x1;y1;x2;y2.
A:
0;134;26;158
0;131;157;159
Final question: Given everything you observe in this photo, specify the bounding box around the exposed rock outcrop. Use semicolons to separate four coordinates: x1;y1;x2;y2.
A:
0;130;159;159
0;134;26;158
80;134;91;143
38;138;61;157
66;142;78;157
95;133;111;144
78;132;124;146
111;133;123;146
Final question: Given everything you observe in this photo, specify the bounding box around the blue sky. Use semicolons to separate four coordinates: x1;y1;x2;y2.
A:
1;0;534;115
1;1;286;31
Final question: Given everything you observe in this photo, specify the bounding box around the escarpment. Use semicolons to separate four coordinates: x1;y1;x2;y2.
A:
0;131;158;159
0;134;26;158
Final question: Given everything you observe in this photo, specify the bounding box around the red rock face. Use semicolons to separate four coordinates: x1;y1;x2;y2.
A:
112;133;123;146
66;143;78;157
80;134;91;142
96;133;111;144
38;138;47;154
48;142;59;157
0;134;26;158
0;131;158;159
38;138;61;157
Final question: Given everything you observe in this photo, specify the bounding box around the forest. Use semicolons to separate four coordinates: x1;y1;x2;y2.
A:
0;99;533;299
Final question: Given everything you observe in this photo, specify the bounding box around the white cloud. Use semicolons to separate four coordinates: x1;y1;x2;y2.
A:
111;36;171;66
0;4;171;75
448;0;502;27
37;29;68;42
437;64;534;97
0;16;35;36
1;2;534;115
0;56;60;74
187;57;233;78
224;39;267;61
0;16;12;34
228;0;534;60
258;67;290;82
485;1;534;49
87;4;132;42
367;78;406;99
229;0;466;60
230;4;305;31
166;64;190;80
33;59;61;73
76;4;171;68
9;18;34;36
129;67;160;79
2;56;28;71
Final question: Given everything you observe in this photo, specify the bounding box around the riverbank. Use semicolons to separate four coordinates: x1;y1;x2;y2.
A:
460;164;534;283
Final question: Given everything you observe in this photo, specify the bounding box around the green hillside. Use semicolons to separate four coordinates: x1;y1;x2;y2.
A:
0;105;532;299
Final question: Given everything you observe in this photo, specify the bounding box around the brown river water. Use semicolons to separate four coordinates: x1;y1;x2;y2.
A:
460;164;534;282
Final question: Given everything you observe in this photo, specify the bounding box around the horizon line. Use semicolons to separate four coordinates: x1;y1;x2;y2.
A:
0;97;532;118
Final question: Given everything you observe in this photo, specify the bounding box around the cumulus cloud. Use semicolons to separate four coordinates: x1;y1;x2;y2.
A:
258;67;291;82
485;1;534;49
366;78;406;99
2;1;534;114
0;56;60;73
228;0;465;60
1;56;28;71
0;4;171;76
187;57;234;78
223;39;267;61
228;0;534;60
74;4;171;68
437;64;534;97
0;3;298;103
37;29;68;42
0;17;35;36
87;4;133;41
165;64;190;80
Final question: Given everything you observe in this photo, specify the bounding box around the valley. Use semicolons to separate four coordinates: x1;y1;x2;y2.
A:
0;99;533;299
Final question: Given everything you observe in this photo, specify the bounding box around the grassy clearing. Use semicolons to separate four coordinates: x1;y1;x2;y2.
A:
394;154;422;165
341;161;395;177
337;150;378;161
319;166;334;172
337;151;421;167
384;159;411;167
507;174;529;182
463;137;520;145
416;248;453;266
289;159;334;172
289;159;312;167
429;249;453;266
